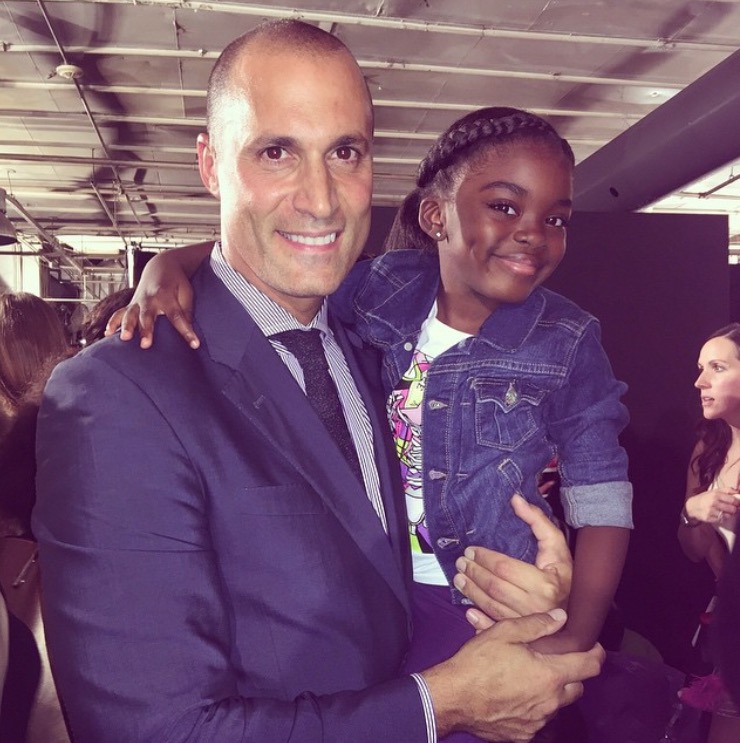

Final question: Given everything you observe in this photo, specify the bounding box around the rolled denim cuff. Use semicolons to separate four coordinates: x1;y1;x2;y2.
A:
561;481;633;528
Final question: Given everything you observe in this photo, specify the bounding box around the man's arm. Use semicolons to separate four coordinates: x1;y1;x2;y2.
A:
423;610;604;740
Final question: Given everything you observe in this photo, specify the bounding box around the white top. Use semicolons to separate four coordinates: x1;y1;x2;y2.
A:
386;302;471;585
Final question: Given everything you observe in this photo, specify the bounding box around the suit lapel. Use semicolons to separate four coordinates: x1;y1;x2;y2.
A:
332;320;412;601
193;264;410;613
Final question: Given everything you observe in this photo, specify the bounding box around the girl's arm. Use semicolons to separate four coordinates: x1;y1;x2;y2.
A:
532;525;629;653
534;323;632;653
106;241;211;349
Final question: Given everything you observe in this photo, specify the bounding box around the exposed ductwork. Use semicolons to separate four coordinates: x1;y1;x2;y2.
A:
574;49;740;212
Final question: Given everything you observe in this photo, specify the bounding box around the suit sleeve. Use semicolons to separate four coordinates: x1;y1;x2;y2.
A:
33;352;429;743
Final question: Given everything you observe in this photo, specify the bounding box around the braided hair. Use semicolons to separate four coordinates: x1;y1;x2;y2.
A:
383;106;574;253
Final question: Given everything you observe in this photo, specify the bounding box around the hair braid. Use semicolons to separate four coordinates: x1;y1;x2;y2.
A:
417;107;573;190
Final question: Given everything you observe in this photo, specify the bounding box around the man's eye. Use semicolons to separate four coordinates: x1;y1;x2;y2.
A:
264;147;285;160
335;146;358;161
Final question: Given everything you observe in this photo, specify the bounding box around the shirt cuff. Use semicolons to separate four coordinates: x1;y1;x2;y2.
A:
410;673;437;743
561;481;633;528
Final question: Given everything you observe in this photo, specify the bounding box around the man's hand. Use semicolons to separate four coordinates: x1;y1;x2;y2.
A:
422;609;604;742
454;494;571;629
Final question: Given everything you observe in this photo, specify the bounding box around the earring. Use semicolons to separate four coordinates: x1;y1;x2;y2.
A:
434;230;444;240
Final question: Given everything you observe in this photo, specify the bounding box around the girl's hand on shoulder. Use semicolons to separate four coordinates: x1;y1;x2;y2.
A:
105;250;200;350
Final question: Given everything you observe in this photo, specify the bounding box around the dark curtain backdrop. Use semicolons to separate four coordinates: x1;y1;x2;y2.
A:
369;206;730;672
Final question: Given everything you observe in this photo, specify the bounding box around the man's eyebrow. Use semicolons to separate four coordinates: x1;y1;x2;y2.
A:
249;135;296;150
247;134;372;151
332;134;372;149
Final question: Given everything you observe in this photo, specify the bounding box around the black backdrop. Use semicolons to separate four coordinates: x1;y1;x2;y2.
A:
368;207;730;672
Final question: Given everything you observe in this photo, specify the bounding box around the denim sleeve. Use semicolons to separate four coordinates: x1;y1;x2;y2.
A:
546;320;633;529
328;258;374;325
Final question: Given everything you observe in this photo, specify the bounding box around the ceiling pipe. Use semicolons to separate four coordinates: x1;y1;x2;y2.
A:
35;0;144;234
4;192;82;273
38;0;736;52
573;48;740;212
1;44;688;90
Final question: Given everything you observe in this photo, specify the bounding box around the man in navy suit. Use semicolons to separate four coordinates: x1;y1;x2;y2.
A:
33;19;602;743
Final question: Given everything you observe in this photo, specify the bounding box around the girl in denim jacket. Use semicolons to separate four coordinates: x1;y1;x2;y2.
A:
111;107;632;741
332;109;632;725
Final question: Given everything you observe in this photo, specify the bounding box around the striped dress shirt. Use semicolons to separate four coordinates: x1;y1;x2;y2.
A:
211;244;436;742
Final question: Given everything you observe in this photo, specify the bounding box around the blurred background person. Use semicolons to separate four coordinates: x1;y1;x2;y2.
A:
678;323;740;743
78;287;134;348
0;292;68;438
0;290;72;743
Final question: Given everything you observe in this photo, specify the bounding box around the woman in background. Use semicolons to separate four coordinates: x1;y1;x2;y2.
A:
0;291;72;743
0;292;68;435
678;323;740;743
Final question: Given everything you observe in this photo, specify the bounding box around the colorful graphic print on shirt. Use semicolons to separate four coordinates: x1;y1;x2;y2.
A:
387;349;434;554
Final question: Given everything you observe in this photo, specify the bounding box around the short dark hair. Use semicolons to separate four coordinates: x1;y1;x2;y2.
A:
206;19;364;139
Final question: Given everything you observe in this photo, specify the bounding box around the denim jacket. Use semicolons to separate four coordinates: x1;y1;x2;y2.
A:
332;250;632;590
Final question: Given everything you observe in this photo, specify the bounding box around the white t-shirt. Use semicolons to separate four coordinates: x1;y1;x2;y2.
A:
386;302;471;585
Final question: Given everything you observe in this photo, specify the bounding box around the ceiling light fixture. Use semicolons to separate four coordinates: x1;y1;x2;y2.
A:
55;63;84;80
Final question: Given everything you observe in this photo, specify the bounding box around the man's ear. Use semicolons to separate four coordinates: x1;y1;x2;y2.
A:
418;196;447;242
197;133;220;198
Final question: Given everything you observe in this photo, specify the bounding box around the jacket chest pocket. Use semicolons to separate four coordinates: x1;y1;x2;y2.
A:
472;379;547;452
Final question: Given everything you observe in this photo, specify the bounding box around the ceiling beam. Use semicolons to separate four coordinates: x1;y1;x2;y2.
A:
1;44;689;90
574;49;740;212
37;0;736;52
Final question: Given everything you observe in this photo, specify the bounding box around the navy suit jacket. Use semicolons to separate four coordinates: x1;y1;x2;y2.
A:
33;263;427;742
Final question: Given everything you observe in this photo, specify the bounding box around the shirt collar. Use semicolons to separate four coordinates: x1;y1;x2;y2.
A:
210;241;332;338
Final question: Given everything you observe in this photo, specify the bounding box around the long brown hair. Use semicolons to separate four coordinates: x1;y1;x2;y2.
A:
0;292;68;419
691;323;740;490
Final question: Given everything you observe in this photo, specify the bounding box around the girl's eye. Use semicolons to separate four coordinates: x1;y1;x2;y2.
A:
547;216;569;228
490;202;517;216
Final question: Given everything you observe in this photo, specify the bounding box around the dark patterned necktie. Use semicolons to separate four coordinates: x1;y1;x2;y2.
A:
271;329;362;483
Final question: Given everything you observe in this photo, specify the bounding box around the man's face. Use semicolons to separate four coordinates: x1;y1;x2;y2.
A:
198;44;374;323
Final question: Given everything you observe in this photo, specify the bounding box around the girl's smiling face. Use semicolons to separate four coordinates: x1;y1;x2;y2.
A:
427;140;573;334
696;336;740;425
